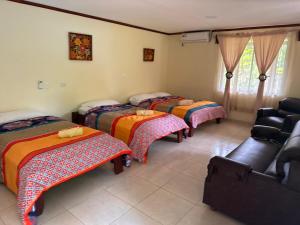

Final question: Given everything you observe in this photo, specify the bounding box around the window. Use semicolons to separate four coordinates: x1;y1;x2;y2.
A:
217;38;289;97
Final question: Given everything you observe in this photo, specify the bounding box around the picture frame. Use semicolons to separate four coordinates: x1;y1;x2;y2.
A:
69;32;93;61
143;48;155;62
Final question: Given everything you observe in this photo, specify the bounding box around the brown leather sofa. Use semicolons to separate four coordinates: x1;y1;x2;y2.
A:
255;97;300;132
203;122;300;225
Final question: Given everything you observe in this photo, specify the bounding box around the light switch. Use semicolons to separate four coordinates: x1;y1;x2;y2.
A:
37;80;48;90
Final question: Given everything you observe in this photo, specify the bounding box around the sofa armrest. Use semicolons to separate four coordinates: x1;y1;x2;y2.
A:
282;115;300;133
206;156;252;183
256;108;279;119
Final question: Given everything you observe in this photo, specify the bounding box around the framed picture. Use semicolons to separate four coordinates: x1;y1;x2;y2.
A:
143;48;155;62
69;32;92;61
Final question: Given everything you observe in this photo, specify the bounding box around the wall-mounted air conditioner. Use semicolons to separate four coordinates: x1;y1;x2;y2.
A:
181;31;212;44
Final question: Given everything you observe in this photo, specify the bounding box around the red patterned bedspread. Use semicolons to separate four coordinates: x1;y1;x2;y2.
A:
84;104;188;162
0;118;131;225
138;96;226;128
19;133;130;225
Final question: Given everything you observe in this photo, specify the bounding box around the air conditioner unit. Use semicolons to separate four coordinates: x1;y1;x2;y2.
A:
181;31;212;44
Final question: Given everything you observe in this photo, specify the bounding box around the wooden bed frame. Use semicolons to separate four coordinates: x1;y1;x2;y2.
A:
71;112;184;143
30;151;125;218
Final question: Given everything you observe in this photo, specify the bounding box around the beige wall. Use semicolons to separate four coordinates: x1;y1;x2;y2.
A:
166;35;219;100
1;1;300;121
0;1;169;118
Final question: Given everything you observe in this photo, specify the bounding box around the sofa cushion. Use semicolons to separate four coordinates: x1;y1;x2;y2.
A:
256;116;285;129
226;137;281;173
265;158;290;180
276;136;300;178
276;122;300;178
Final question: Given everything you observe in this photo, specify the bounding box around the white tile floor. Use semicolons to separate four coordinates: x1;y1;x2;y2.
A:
0;120;251;225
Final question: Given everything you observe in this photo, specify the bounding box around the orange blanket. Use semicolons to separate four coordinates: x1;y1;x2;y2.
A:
3;126;100;194
171;100;216;119
111;111;166;145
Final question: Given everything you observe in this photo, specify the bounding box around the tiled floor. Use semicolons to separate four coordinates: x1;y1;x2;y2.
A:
0;120;251;225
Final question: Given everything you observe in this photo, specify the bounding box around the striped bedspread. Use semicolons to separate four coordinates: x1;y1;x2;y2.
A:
85;104;188;162
138;96;226;128
0;117;131;225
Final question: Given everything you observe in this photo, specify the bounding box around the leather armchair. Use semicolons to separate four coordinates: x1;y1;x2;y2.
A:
255;97;300;133
203;122;300;225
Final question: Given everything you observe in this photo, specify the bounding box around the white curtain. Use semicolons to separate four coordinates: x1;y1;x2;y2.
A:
215;33;292;113
253;31;288;110
217;34;251;115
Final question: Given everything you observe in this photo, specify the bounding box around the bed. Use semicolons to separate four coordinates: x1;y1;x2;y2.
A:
72;100;188;163
131;92;226;137
0;110;131;225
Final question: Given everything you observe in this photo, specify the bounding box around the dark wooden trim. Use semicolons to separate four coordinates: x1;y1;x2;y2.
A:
212;23;300;33
7;0;300;36
7;0;168;35
170;24;300;35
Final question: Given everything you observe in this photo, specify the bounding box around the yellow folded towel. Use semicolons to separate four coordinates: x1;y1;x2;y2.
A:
58;127;83;138
177;99;194;106
136;110;154;116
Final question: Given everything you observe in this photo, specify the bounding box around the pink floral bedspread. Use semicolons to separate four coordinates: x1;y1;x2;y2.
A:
17;133;131;225
84;105;188;162
129;114;188;162
188;106;225;128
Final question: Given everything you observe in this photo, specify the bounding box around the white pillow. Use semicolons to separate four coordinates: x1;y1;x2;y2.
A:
129;93;156;106
81;99;120;108
78;106;92;115
152;92;171;98
0;109;47;125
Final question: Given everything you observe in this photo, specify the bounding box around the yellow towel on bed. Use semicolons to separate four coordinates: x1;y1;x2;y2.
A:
58;127;83;138
177;99;194;106
5;126;99;193
136;110;154;116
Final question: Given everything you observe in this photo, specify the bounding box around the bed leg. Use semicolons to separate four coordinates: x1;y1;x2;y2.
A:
29;194;44;217
188;126;194;137
183;129;187;139
216;118;221;124
113;156;124;174
177;130;183;143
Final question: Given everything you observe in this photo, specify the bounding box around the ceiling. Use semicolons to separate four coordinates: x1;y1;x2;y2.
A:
23;0;300;33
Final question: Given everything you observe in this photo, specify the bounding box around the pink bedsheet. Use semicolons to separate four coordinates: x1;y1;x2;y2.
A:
129;114;188;162
189;105;225;128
